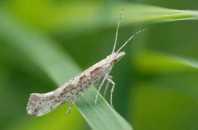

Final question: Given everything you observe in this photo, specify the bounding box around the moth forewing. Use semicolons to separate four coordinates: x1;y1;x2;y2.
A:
26;52;125;116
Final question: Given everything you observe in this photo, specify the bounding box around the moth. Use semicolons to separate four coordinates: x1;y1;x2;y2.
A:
26;21;144;117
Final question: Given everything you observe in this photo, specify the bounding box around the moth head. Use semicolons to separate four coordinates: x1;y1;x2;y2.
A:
111;51;125;64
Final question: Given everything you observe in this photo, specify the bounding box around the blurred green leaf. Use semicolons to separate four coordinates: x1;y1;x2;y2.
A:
134;50;198;73
8;2;198;31
130;83;198;130
130;50;198;130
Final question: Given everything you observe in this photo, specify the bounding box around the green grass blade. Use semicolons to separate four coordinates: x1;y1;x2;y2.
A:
8;2;198;31
134;50;198;73
0;12;132;130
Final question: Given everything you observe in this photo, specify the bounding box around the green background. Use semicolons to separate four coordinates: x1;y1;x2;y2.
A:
0;0;198;130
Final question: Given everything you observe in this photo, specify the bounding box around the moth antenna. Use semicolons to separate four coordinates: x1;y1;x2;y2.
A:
116;28;145;53
112;9;123;54
112;21;120;54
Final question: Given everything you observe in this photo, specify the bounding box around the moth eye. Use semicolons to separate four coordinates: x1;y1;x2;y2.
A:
110;59;116;65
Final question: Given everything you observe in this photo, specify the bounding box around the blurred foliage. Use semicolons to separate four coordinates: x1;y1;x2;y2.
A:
0;0;198;130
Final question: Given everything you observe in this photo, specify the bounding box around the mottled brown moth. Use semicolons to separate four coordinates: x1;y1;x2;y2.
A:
26;21;144;116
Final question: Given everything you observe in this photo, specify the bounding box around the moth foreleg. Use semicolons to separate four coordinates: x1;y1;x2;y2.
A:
94;74;109;104
107;76;115;106
103;79;110;97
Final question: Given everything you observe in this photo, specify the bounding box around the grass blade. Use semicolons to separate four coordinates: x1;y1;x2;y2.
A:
8;2;198;31
134;50;198;73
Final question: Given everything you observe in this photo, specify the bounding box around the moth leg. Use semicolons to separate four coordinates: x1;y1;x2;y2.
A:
103;75;113;97
95;74;108;104
65;96;76;115
103;79;110;97
107;76;115;106
65;102;73;115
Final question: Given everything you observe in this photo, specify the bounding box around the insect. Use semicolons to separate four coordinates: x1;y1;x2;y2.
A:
26;20;144;117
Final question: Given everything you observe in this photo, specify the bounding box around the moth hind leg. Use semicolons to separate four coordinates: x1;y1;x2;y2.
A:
65;96;76;115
